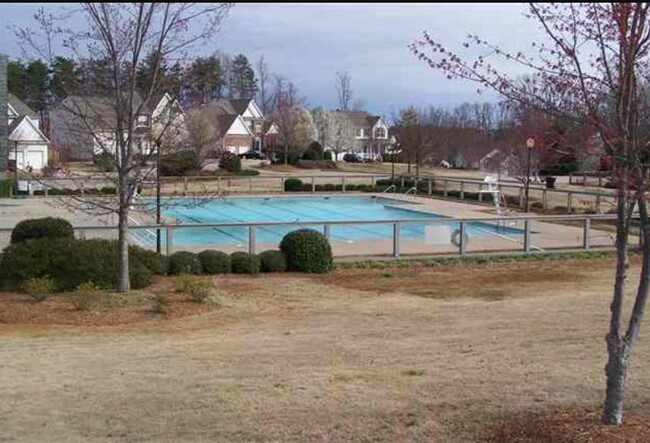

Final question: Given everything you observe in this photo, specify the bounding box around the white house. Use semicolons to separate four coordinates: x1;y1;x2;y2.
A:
211;98;265;152
328;111;389;161
7;94;49;170
215;113;254;155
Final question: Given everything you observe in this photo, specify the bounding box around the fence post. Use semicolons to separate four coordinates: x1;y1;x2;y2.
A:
165;226;173;257
217;177;221;194
569;173;573;185
460;182;465;200
519;188;524;208
248;225;256;254
78;228;86;240
459;221;466;256
248;177;253;194
428;179;432;196
542;189;547;211
444;179;448;197
478;184;483;202
596;194;602;214
392;222;400;257
311;176;316;193
324;224;331;240
567;192;573;213
371;176;376;188
342;176;346;193
583;173;587;186
524;219;531;253
599;175;603;187
281;177;285;193
401;176;405;188
583;218;591;250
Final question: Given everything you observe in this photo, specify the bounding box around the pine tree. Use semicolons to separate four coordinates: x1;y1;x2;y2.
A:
230;54;258;99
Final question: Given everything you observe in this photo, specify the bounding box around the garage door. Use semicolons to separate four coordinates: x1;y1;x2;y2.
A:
26;151;44;169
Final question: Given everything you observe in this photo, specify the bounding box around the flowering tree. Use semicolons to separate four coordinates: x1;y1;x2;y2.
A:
411;3;650;425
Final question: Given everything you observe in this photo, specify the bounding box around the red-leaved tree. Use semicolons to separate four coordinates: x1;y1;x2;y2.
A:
411;2;650;425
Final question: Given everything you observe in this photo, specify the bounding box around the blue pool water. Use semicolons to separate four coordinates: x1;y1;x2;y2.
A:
142;196;523;247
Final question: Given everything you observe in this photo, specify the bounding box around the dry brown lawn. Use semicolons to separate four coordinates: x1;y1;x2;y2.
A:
1;258;649;442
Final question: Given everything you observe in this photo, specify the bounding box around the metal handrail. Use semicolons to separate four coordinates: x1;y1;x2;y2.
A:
382;184;396;193
404;187;417;195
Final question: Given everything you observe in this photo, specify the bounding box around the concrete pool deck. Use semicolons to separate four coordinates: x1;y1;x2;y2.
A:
0;193;625;256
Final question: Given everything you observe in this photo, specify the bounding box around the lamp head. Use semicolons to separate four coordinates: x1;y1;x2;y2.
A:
526;138;535;149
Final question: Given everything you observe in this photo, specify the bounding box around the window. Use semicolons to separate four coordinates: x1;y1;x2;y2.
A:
136;115;149;127
357;128;364;137
375;127;386;138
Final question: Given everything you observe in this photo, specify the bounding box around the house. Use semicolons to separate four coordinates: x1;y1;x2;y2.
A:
7;94;49;170
208;98;265;155
329;111;389;161
50;92;184;161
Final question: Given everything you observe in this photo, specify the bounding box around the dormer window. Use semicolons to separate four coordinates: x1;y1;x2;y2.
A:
136;115;149;127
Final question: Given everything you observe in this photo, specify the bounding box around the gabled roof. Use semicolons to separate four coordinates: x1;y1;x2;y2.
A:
229;99;251;115
209;98;263;119
8;115;49;143
333;110;382;129
56;93;152;129
215;113;252;136
8;93;37;119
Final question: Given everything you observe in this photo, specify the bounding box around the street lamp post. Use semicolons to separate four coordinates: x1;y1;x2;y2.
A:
14;141;18;197
389;135;397;182
524;137;535;212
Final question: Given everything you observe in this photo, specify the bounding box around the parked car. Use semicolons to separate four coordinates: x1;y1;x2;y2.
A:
343;153;362;163
241;150;265;160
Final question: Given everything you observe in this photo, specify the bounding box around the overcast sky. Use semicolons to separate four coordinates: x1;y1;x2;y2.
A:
0;3;547;117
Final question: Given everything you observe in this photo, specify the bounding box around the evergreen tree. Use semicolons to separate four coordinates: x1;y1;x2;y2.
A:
186;56;224;104
49;57;79;102
24;59;49;112
230;54;258;99
7;60;26;99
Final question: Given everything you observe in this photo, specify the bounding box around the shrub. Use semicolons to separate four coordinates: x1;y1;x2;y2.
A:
231;252;261;275
176;274;213;303
301;183;313;192
68;282;104;311
220;152;242;172
0;179;13;197
280;229;333;273
198;250;231;274
0;238;153;291
150;294;169;314
323;183;336;192
23;276;55;302
233;169;260;176
260;250;287;273
284;178;303;192
100;186;117;195
11;217;74;244
306;141;324;158
129;246;166;275
160;150;199;176
168;251;202;275
94;152;116;172
323;150;333;161
301;148;319;161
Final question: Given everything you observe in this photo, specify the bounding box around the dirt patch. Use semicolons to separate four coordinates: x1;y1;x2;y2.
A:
317;259;609;300
0;275;263;327
478;407;650;442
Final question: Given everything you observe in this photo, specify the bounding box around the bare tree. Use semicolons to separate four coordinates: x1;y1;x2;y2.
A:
331;112;356;161
17;3;232;292
255;54;272;115
335;71;352;111
411;2;650;425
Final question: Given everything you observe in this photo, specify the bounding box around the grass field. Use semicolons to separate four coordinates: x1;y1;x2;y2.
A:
0;258;649;442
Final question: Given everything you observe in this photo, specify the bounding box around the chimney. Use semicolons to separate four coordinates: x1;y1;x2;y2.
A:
0;54;7;179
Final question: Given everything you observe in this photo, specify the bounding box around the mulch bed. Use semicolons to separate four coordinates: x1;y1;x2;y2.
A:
478;407;650;442
0;276;231;327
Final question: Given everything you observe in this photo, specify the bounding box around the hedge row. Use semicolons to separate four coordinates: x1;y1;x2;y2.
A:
168;250;274;275
284;178;434;193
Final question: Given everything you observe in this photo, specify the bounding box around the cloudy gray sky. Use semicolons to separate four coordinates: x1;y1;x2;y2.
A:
1;3;547;117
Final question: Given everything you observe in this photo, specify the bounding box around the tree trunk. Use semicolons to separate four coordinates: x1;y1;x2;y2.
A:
117;182;131;293
602;337;627;425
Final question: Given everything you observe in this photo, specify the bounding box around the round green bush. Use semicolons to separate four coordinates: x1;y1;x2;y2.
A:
259;250;287;273
0;238;153;291
160;150;199;176
231;252;261;275
280;229;333;273
284;178;303;192
168;251;202;275
11;217;74;244
323;150;333;161
219;152;242;172
198;250;232;274
129;245;166;275
301;149;319;161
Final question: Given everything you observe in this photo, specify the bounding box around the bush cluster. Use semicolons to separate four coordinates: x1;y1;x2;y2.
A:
231;252;261;275
219;152;242;172
280;229;333;273
259;250;287;273
198;250;231;274
0;179;13;198
160;150;200;176
94;152;116;172
0;237;162;291
168;251;203;275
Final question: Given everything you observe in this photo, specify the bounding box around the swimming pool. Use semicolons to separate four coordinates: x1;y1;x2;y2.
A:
142;196;523;247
